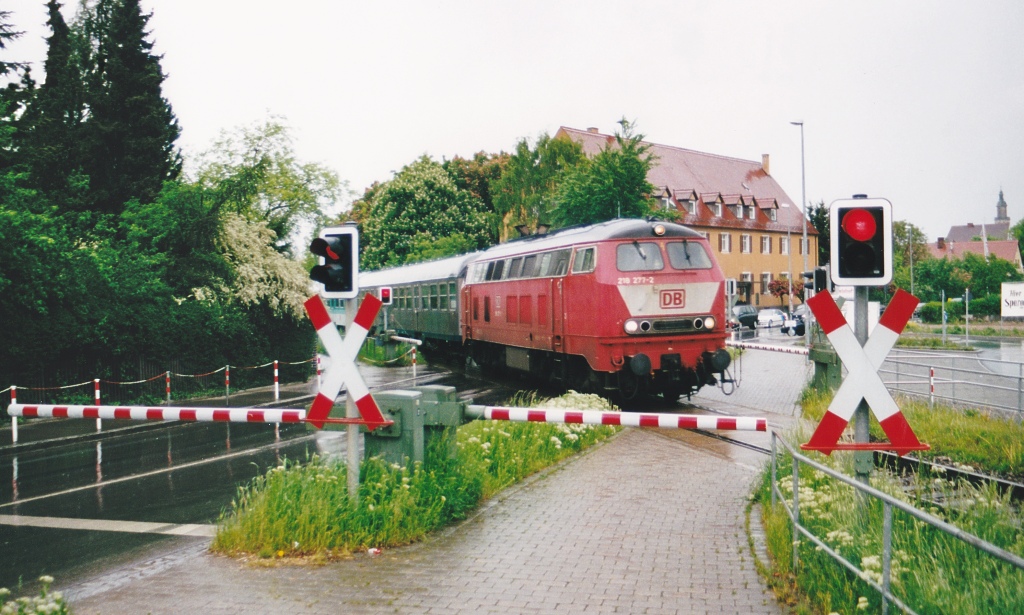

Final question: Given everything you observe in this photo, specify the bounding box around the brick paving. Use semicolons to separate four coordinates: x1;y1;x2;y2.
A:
61;345;808;614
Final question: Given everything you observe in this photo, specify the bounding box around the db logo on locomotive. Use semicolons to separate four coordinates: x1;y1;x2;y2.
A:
660;289;686;308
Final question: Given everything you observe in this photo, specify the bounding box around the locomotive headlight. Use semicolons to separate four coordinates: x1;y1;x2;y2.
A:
704;316;716;330
653;223;666;236
624;320;639;334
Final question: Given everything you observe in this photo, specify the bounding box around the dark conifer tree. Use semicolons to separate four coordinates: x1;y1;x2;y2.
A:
21;1;87;205
81;0;181;214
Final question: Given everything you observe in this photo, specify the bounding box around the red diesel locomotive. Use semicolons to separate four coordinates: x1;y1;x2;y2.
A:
359;218;731;401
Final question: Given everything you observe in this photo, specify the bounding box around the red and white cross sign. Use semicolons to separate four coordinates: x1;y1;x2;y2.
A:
802;288;928;455
304;294;389;430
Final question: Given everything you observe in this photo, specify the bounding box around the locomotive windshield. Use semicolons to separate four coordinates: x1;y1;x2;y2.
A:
666;241;714;270
616;242;665;272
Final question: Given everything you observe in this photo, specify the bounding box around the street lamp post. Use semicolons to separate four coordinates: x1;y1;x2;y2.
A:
791;121;809;353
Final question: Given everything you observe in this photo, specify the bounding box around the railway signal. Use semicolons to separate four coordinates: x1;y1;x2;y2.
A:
830;197;892;286
379;286;393;305
310;225;359;299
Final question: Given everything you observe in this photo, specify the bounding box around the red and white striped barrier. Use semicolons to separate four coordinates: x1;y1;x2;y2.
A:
8;404;306;424
802;289;926;454
466;405;767;431
726;340;809;355
304;294;389;430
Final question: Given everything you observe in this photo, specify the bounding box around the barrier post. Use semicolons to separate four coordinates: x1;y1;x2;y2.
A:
316;355;322;389
10;386;17;443
94;378;102;432
929;367;935;408
225;365;230;404
274;360;280;401
412;347;417;384
165;371;171;403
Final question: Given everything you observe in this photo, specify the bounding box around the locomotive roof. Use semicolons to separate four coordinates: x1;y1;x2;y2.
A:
477;218;704;260
359;251;481;287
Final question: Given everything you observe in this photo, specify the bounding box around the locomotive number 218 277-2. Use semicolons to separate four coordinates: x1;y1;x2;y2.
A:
617;276;655;285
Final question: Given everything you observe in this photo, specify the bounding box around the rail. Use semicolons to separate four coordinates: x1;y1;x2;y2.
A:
770;432;1024;615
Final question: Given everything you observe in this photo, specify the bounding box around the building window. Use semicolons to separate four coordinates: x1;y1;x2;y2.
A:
711;202;722;217
686;200;696;214
719;233;731;253
761;272;772;294
662;197;673;210
780;236;790;255
760;236;772;254
769;209;777;222
741;234;752;254
748;206;756;220
800;237;808;255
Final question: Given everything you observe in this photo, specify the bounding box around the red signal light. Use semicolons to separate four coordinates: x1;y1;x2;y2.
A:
842;208;877;242
379;287;392;305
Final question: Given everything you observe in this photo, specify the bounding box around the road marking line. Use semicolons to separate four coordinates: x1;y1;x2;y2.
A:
0;513;216;537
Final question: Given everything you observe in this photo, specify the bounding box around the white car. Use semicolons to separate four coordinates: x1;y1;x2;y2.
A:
756;308;786;328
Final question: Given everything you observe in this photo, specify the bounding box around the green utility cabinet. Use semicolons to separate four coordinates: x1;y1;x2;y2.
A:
364;385;464;467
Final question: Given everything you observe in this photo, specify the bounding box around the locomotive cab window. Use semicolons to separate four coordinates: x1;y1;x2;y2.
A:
572;247;596;273
666;241;714;270
616;241;665;272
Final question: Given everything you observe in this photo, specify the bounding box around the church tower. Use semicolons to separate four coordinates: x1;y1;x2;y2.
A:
996;190;1009;223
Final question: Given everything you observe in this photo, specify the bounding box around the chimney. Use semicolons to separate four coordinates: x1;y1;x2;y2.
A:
761;154;770;175
587;127;600;134
937;237;945;250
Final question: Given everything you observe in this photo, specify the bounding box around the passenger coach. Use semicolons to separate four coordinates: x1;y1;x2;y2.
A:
359;218;731;401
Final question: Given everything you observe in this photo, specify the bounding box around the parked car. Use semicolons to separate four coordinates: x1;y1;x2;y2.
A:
757;308;786;328
782;314;805;336
731;304;758;330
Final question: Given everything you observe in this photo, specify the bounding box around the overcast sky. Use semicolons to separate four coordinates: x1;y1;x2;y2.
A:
4;0;1023;241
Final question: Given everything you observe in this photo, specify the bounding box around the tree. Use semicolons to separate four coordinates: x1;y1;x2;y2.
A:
768;278;804;306
551;118;656;228
807;200;829;266
443;151;507;240
21;1;89;206
891;220;928;294
360;156;492;270
79;0;181;214
194;118;346;254
0;8;26;76
491;133;584;239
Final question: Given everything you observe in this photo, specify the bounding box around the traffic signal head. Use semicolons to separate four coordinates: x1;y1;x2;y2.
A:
310;226;359;299
829;197;892;286
379;287;392;305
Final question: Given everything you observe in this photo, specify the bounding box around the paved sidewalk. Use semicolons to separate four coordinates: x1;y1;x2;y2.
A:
59;346;812;614
66;427;782;614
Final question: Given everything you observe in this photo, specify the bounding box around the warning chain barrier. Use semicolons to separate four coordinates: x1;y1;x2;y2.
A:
4;356;320;421
726;340;810;356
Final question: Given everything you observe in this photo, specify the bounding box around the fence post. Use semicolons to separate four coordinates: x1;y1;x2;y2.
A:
165;371;171;404
274;360;280;401
770;432;778;507
412;347;417;384
792;453;800;573
225;365;230;404
94;378;102;432
929;367;935;408
1018;363;1023;421
10;385;17;443
882;502;893;615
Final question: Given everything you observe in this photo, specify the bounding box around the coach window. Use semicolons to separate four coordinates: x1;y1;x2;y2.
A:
666;241;713;270
521;254;538;278
439;284;449;310
414;286;421;310
571;247;596;273
429;284;438;309
616;242;664;272
508;257;523;279
449;282;457;310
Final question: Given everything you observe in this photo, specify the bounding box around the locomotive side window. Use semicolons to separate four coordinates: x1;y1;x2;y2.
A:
666;241;714;270
616;242;665;272
571;247;596;273
546;250;571;276
521;255;538;277
537;253;553;277
508;257;523;279
489;260;505;281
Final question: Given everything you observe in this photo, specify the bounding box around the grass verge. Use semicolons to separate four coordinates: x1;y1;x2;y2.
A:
755;392;1024;614
212;391;619;559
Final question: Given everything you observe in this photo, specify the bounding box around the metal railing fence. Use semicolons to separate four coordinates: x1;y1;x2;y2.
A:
770;432;1024;615
880;349;1024;420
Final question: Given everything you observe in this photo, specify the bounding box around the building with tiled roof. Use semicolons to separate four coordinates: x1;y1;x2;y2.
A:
928;238;1023;272
556;126;817;306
